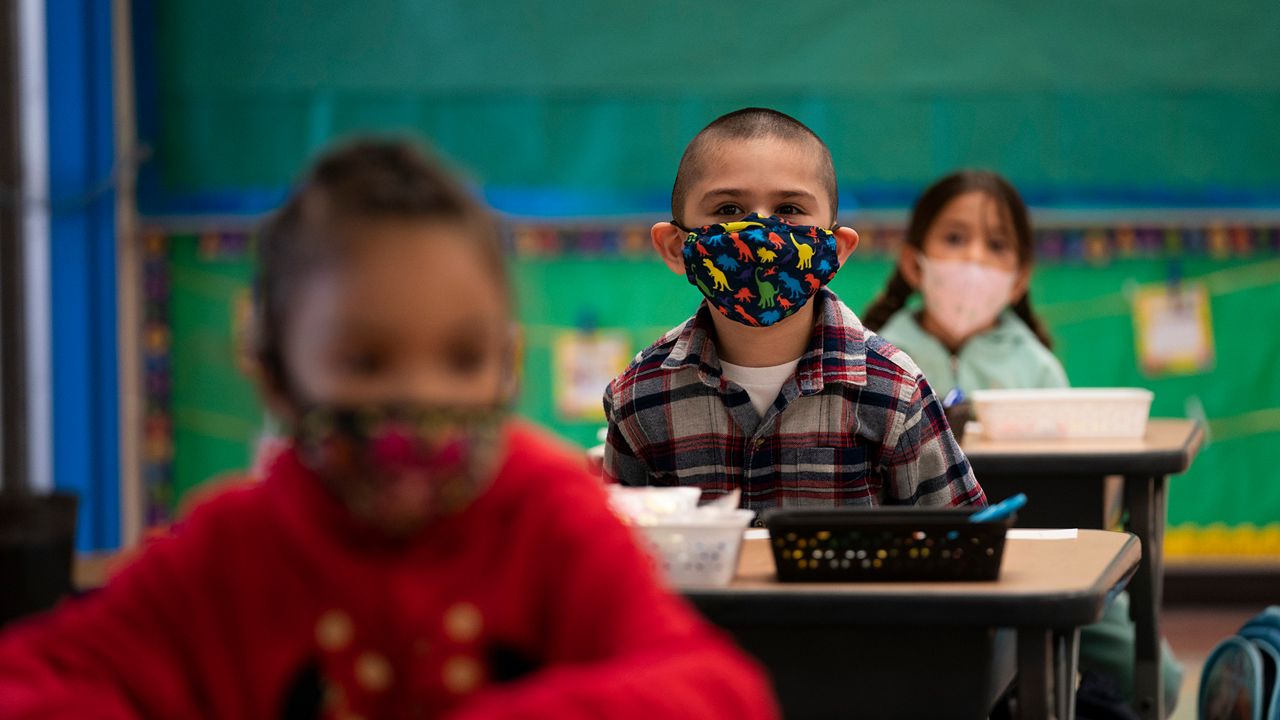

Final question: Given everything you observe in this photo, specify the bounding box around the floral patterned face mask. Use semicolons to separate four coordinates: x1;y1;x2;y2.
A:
677;213;841;326
292;403;507;536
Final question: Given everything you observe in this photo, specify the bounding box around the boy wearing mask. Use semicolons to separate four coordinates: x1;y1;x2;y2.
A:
603;108;985;514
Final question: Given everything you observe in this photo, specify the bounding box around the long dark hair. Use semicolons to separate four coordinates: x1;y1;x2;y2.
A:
253;138;507;397
862;169;1054;349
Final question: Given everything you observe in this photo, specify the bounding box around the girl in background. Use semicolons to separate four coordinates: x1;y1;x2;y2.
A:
865;169;1181;716
862;169;1065;394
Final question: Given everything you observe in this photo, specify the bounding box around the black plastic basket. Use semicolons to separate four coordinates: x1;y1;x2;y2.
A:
1;492;79;625
763;508;1014;582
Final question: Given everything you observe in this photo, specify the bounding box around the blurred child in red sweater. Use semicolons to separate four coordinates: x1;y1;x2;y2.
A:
0;139;776;720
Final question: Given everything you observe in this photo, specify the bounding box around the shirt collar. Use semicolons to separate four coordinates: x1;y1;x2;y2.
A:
661;303;724;387
661;289;868;393
798;288;868;393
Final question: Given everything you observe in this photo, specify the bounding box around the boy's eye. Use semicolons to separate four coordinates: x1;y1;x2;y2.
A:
713;204;744;217
944;231;966;246
988;237;1011;253
775;204;804;218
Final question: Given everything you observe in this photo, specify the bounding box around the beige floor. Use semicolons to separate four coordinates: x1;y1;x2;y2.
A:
1165;604;1260;720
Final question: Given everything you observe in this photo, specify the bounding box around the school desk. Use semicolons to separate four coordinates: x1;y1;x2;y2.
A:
686;530;1139;720
962;418;1204;720
74;551;114;590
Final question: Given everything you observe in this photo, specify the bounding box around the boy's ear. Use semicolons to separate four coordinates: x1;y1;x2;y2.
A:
651;222;688;276
835;226;860;264
899;246;924;289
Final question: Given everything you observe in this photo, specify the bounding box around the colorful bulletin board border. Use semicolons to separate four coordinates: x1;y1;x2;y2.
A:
141;227;256;524
504;220;1280;263
142;229;173;524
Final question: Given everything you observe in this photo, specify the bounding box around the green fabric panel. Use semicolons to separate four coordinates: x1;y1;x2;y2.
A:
159;2;1279;92
150;2;1280;194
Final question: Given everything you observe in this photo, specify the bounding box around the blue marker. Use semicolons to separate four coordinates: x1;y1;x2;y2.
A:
943;387;966;408
968;493;1027;523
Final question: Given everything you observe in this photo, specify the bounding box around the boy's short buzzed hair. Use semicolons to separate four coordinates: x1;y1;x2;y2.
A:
671;107;838;224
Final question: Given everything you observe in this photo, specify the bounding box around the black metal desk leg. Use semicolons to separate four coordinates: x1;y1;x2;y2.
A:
1017;629;1056;720
1054;627;1081;720
1124;474;1167;720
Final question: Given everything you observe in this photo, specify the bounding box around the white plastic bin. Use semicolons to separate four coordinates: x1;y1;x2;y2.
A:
637;509;755;588
970;388;1154;440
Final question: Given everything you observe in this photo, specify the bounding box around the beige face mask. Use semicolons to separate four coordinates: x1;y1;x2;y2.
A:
918;257;1016;341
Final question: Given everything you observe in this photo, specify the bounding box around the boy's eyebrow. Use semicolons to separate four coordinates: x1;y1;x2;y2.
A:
774;190;819;201
701;188;746;199
699;188;821;202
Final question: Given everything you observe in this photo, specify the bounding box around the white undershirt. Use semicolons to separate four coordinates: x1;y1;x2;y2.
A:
719;358;802;417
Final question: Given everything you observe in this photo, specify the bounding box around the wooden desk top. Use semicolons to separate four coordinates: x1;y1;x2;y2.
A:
74;552;117;591
962;418;1204;476
687;530;1140;629
80;533;1138;630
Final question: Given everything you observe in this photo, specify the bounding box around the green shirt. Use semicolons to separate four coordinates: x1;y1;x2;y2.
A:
876;308;1068;394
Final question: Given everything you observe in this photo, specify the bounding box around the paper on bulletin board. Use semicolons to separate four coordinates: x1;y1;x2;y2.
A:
232;289;257;377
1132;281;1215;376
553;331;631;421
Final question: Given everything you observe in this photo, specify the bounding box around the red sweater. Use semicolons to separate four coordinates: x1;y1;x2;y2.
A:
0;422;777;720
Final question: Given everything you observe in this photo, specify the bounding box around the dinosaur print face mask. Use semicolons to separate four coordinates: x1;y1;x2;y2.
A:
677;213;841;327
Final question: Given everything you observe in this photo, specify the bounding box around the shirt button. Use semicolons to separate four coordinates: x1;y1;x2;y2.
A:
752;438;764;449
315;610;354;651
355;651;394;692
443;602;484;643
443;655;484;695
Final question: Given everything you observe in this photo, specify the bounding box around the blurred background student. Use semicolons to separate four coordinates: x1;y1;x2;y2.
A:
865;169;1183;715
862;170;1065;395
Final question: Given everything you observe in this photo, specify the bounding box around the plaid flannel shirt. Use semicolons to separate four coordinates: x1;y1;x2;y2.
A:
603;289;985;516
